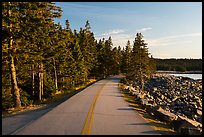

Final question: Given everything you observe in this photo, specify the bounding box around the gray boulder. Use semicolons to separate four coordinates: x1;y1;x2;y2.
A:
154;107;178;123
170;115;202;135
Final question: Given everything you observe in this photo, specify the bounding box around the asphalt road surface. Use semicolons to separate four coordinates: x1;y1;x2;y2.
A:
2;75;160;135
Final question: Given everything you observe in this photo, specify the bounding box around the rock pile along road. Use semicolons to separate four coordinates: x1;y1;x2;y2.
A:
2;75;160;135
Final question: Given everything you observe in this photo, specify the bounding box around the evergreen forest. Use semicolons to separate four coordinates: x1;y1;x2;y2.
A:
155;58;202;72
2;2;202;110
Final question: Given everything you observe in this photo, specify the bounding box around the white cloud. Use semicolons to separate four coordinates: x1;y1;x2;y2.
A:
95;29;134;47
146;39;170;47
136;27;152;32
146;32;202;47
160;32;202;40
56;2;103;10
102;29;125;36
111;34;135;47
146;32;202;58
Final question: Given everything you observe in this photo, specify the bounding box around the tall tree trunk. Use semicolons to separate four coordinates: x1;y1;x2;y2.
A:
141;75;144;91
7;2;21;108
41;65;44;96
139;66;144;92
53;58;58;92
62;77;65;89
32;64;35;97
38;63;43;101
58;70;62;91
9;55;21;108
38;66;41;101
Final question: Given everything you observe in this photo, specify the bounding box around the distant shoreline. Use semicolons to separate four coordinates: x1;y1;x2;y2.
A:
156;70;202;74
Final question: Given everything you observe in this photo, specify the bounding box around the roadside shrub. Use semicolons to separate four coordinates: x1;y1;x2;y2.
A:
20;89;33;106
2;92;14;110
120;78;128;84
43;77;56;98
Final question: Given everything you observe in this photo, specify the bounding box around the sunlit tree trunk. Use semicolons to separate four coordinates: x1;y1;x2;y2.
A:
38;63;44;101
53;58;58;92
9;55;21;108
32;64;35;96
7;2;21;108
62;77;65;90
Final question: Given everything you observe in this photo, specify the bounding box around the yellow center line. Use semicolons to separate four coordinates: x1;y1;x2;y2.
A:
81;80;109;135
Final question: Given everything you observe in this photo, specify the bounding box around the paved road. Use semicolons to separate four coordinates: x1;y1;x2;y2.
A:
2;76;160;135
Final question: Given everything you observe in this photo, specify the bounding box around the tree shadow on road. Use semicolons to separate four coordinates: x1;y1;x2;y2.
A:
117;107;135;111
140;130;169;135
120;90;177;135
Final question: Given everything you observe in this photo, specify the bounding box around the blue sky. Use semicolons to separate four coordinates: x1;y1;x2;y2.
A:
54;2;202;59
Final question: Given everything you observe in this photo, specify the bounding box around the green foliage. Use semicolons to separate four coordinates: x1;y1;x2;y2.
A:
111;47;122;75
121;40;132;73
43;74;56;98
120;78;128;84
2;92;15;110
2;2;200;110
20;89;33;106
125;33;155;90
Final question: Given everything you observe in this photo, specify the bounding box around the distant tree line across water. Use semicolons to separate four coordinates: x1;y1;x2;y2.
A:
155;58;202;72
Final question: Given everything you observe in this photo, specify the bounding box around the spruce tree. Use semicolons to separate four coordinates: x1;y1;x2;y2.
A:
128;33;152;91
111;47;122;75
78;21;97;80
2;2;62;102
2;2;22;108
85;20;91;32
121;40;132;74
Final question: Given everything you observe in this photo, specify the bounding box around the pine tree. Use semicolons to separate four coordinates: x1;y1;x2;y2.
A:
2;2;158;110
111;47;122;75
128;33;152;91
71;38;87;86
65;19;71;31
117;46;123;74
121;40;132;74
93;39;105;78
85;20;91;32
103;37;114;76
2;2;22;108
4;2;63;101
149;55;157;75
78;21;97;80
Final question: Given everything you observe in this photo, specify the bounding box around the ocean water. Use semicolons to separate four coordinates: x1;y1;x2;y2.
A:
169;73;202;80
